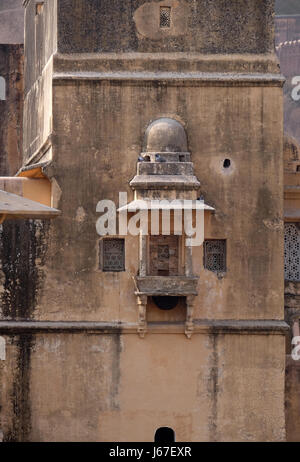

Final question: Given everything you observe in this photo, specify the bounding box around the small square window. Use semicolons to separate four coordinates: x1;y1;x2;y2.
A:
100;238;125;272
284;223;300;281
204;240;226;273
160;7;171;28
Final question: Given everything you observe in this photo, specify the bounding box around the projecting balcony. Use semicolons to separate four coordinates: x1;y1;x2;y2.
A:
135;275;199;297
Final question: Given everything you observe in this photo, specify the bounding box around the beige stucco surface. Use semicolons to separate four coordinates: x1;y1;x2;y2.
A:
0;0;288;442
0;332;285;442
25;82;283;323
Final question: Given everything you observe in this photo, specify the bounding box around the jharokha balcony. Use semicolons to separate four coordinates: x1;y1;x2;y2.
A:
134;275;199;339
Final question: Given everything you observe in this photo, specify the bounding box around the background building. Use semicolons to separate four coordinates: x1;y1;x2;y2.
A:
0;0;23;177
0;0;24;44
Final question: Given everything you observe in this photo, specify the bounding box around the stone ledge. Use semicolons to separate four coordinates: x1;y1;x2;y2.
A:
53;71;285;87
137;162;194;176
53;52;281;75
135;276;199;296
130;175;200;190
0;320;289;335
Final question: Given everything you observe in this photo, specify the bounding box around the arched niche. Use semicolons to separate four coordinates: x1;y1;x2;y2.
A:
154;426;175;442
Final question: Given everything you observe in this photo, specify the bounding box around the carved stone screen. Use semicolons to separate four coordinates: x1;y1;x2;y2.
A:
204;240;226;273
160;7;171;28
284;223;300;281
150;235;179;276
101;238;125;272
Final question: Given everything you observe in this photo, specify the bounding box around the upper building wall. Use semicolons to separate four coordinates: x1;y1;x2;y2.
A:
57;0;275;54
23;0;279;164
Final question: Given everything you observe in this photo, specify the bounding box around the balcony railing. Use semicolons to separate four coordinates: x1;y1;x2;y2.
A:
135;275;198;296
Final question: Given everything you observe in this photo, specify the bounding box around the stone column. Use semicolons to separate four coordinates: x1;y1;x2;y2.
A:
137;294;148;338
139;233;147;277
185;295;195;339
185;243;193;277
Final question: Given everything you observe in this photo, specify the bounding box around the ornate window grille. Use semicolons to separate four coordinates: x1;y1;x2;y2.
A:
100;238;125;272
284;223;300;281
204;240;226;273
160;7;171;28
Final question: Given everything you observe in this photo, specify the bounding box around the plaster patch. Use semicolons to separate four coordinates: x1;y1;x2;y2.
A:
90;344;107;353
76;206;86;223
263;218;284;231
42;337;61;353
90;337;112;353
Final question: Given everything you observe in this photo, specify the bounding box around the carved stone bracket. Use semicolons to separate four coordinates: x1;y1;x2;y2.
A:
137;294;148;338
185;295;196;339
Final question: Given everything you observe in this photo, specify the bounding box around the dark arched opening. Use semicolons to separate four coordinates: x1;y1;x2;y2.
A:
152;296;179;310
154;427;175;443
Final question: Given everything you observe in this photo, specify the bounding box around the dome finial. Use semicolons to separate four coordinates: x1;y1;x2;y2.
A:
144;118;188;153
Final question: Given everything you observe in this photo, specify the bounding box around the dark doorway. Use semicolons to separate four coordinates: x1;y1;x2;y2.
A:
154;427;175;443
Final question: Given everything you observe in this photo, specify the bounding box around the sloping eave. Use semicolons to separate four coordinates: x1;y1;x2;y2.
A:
118;199;215;212
0;189;61;222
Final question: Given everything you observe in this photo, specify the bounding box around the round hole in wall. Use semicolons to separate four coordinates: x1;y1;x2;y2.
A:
152;296;179;310
223;159;231;169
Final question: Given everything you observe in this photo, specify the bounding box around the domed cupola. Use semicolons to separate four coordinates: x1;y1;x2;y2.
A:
130;118;200;196
144;118;188;154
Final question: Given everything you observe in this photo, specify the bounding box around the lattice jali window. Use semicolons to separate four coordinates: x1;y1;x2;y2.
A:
100;238;125;272
284;223;300;281
160;7;171;28
204;240;226;273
